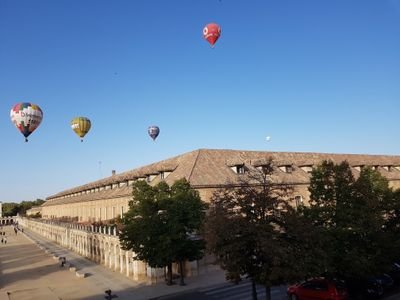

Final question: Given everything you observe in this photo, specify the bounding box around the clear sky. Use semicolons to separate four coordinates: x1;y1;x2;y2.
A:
1;0;399;202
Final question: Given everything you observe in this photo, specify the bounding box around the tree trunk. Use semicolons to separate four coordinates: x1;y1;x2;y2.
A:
265;285;271;300
166;263;173;285
251;278;258;300
178;261;186;286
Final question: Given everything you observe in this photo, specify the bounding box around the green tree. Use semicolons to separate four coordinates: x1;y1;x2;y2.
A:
205;161;317;300
2;202;19;216
119;179;207;285
2;199;45;217
302;161;400;282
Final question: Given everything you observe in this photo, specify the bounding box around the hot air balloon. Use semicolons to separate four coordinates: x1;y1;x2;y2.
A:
10;102;43;142
148;126;160;141
71;117;91;142
203;23;221;47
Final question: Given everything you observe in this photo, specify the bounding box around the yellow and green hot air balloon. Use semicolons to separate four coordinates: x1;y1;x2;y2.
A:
71;117;91;142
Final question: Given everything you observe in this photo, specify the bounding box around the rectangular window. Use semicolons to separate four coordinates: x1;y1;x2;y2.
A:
112;207;116;219
237;166;245;174
121;206;124;218
295;195;303;208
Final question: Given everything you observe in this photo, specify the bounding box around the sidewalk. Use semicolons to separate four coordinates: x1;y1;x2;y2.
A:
0;225;228;299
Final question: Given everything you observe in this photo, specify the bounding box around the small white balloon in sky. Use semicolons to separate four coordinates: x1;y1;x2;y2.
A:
266;136;271;141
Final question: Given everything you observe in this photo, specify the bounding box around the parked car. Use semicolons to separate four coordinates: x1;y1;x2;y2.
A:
287;278;349;300
372;274;394;290
346;278;384;299
388;263;400;284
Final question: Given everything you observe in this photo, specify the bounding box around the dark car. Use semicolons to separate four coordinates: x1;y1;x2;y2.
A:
287;278;349;300
372;274;394;290
346;278;384;299
388;263;400;284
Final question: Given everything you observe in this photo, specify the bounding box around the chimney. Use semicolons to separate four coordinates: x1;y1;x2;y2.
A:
112;170;116;176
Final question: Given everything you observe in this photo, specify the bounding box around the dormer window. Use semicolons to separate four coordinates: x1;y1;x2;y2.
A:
383;165;392;172
230;164;245;174
237;165;245;174
295;195;303;208
119;181;127;188
146;174;157;182
300;165;313;174
353;165;364;172
279;165;293;173
159;171;172;180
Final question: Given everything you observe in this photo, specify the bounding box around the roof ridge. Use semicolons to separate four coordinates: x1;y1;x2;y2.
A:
187;149;201;182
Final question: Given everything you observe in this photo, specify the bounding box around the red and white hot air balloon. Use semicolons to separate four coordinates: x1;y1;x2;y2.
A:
10;102;43;142
203;23;221;47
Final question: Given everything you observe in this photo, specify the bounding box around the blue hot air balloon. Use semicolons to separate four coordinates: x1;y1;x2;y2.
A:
148;126;160;141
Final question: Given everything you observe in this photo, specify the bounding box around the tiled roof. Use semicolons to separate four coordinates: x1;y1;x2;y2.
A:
43;149;400;207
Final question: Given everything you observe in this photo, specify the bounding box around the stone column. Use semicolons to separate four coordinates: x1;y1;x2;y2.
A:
126;251;131;277
114;244;118;271
102;241;110;267
108;243;113;269
120;248;124;274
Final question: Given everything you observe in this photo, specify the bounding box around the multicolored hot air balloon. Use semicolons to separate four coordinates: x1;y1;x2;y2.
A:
148;125;160;141
71;117;91;142
203;23;221;47
10;102;43;142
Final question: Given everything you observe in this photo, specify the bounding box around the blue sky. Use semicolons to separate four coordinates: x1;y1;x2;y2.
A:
0;0;399;202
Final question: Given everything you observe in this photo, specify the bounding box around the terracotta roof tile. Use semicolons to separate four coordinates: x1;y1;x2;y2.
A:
43;149;400;206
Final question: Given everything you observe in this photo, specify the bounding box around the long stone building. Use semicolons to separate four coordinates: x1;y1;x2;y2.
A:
41;148;400;221
22;149;400;283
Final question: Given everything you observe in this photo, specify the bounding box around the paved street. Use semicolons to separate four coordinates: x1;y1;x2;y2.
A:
153;280;287;300
2;225;400;300
0;225;100;300
0;225;228;299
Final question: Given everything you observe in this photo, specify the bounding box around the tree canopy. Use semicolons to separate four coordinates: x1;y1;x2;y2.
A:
119;179;207;285
2;199;44;217
205;160;317;300
301;161;400;281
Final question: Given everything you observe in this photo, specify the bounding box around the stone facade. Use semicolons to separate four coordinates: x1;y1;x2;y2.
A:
40;149;400;221
19;217;205;282
26;206;43;217
27;149;400;283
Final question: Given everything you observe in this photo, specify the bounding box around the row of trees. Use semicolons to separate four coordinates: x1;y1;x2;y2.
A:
2;199;44;217
119;160;400;299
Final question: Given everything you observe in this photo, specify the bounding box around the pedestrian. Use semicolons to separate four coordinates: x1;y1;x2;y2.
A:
60;257;66;267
